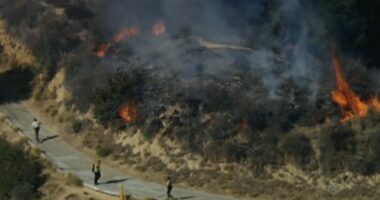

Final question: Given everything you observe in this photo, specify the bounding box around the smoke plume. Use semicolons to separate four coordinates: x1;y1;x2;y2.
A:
96;0;330;99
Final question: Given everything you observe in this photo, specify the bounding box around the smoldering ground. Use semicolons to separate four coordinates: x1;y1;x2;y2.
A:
93;0;332;100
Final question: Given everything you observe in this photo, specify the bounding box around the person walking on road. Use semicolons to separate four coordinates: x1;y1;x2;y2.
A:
92;158;101;185
166;176;174;200
31;118;41;143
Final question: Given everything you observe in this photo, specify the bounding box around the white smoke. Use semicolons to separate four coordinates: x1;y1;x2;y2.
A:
98;0;330;100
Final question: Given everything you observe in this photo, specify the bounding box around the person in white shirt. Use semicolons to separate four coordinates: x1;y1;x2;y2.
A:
31;118;41;143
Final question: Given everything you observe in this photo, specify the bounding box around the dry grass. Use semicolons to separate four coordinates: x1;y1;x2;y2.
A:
18;64;380;200
15;136;30;146
0;20;37;73
65;172;83;187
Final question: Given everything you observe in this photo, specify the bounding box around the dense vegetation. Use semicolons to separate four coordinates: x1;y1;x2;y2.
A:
0;138;44;200
2;0;380;180
88;0;380;176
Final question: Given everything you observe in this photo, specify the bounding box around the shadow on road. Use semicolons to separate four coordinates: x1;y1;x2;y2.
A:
177;196;195;199
100;178;128;185
0;69;34;105
40;135;59;143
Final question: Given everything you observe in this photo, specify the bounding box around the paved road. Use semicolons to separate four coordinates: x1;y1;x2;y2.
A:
0;102;243;200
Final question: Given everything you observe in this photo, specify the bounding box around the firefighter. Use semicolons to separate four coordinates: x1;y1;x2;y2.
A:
92;158;101;185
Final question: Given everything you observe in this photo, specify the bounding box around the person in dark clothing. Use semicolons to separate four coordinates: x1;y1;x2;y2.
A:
31;118;41;143
166;176;174;199
92;158;101;185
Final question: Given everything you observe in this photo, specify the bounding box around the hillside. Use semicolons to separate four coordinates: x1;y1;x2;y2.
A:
1;0;380;199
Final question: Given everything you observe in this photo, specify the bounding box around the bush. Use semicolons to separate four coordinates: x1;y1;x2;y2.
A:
348;130;380;175
9;183;36;200
202;83;233;112
203;141;249;163
91;67;148;128
72;120;82;133
16;136;30;146
66;173;83;187
319;125;357;175
280;133;315;169
251;145;281;174
96;146;113;157
0;138;44;199
142;119;163;139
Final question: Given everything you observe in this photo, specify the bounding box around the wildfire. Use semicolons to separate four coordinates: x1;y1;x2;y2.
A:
369;96;380;110
239;118;249;130
118;101;137;123
96;43;111;58
96;21;165;58
113;27;140;42
152;21;166;36
331;49;380;121
96;26;140;58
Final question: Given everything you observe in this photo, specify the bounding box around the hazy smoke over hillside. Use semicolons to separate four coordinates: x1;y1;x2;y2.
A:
97;0;329;97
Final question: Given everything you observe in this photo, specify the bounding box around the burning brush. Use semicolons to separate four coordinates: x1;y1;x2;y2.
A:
96;26;140;58
331;48;380;122
118;101;138;123
95;21;166;58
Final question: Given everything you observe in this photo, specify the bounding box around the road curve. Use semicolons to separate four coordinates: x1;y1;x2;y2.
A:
0;102;245;200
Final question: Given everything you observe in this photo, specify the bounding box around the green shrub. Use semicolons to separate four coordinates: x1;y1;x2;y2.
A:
0;138;44;199
66;173;83;187
91;67;148;128
72;120;82;133
96;146;113;157
9;183;36;200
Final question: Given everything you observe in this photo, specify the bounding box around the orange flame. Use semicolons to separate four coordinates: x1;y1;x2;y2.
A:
239;118;248;130
112;27;140;42
152;21;166;36
96;21;166;57
118;101;137;123
331;49;380;121
96;26;140;58
369;96;380;111
96;43;111;58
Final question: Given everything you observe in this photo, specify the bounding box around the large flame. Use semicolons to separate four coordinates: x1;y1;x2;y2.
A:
152;21;166;36
96;26;140;58
331;49;380;121
118;101;137;123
